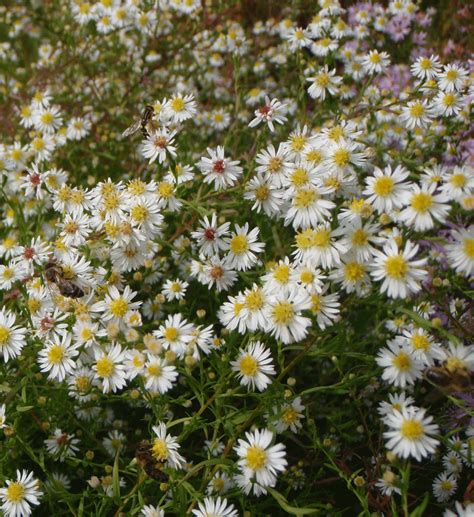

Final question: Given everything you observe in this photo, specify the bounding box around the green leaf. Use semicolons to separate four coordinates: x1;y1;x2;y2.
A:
267;487;319;515
16;405;33;412
112;449;121;502
409;493;429;517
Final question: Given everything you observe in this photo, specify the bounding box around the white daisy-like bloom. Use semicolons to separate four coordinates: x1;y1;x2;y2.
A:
284;26;312;50
440;166;474;201
383;406;439;461
377;392;415;417
248;96;287;132
154;313;195;358
151;422;186;470
201;256;238;293
291;262;325;294
192;496;238;517
432;90;464;117
376;340;424;388
284;184;336;229
198;146;243;190
432;472;457;503
223;223;265;271
92;343;127;393
443;452;463;476
0;403;6;428
261;257;295;293
58;212;92;247
329;255;371;295
255;143;292;188
0;308;27;362
32;104;63;134
44;428;80;461
375;469;402;496
123;349;146;381
37;333;80;382
400;99;434;130
437;64;469;92
324;139;367;176
292;225;347;269
308;288;340;329
66;117;91;140
244;173;284;217
162;278;189;301
142;355;178;394
163;93;197;123
370;239;428;299
410;54;442;81
0;470;43;517
396;327;444;366
239;284;268;332
440;342;474;372
234;428;287;493
0;260;27;290
363;164;412;213
142;128;178;164
361;49;390;74
92;285;141;324
399;183;450;231
206;471;233;495
21;162;50;200
264;286;312;344
191;214;230;257
444;502;474;517
102;430;126;458
334;220;381;262
231;341;275;392
140;504;165;517
306;65;342;100
272;396;305;433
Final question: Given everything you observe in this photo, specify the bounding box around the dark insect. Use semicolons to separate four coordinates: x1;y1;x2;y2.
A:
425;363;473;395
44;259;84;299
122;105;155;139
135;440;167;482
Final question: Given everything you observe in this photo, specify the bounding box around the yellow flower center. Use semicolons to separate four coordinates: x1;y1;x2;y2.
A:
290;135;307;151
152;438;169;461
351;228;368;246
282;407;298;424
410;192;433;213
294;188;317;208
313;228;331;248
290;167;309;186
2;268;14;280
344;262;365;282
96;357;114;378
32;137;45;151
254;185;269;201
246;446;267;470
148;364;162;377
463;238;474;259
41;112;54;125
164;327;178;342
239;355;258;376
400;419;424;440
310;294;321;313
0;326;11;345
299;270;313;284
332;149;350;168
6;482;25;503
48;345;64;364
245;290;264;311
158;182;174;199
411;334;429;351
267;157;282;172
392;352;411;371
450;173;466;188
305;149;322;163
445;356;466;372
80;328;93;341
75;375;90;392
316;73;329;87
446;69;458;81
109;298;128;318
384;255;408;279
373;176;394;197
171;97;185;112
409;102;424;118
233;302;245;316
229;234;248;255
273;264;290;283
295;229;316;250
272;301;294;324
131;204;149;223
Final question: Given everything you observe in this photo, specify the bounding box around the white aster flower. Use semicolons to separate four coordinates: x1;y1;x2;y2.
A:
151;422;186;470
231;341;275;392
0;470;43;517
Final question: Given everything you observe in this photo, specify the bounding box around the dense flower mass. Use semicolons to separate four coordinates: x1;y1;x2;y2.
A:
0;0;472;515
